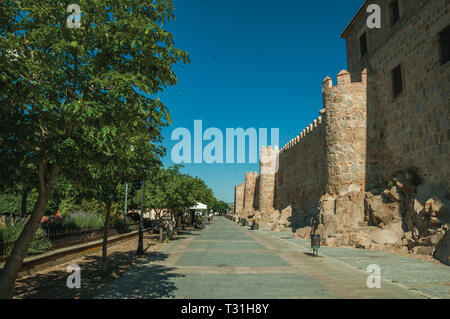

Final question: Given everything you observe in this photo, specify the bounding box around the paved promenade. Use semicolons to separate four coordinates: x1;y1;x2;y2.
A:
96;217;449;299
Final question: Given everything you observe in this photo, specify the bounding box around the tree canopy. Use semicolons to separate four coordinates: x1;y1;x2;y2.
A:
0;0;189;298
133;165;216;216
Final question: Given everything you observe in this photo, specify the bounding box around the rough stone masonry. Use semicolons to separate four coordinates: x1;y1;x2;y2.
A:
234;0;449;265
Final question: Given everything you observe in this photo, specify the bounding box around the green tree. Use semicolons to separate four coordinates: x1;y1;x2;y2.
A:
0;0;188;298
134;166;217;239
72;139;162;273
134;165;172;242
212;200;230;214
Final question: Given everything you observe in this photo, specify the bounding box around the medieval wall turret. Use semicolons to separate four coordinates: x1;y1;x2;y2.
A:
322;69;368;195
258;145;279;211
243;171;258;213
234;182;245;216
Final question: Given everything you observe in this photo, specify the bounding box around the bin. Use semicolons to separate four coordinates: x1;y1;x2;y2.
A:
310;234;320;257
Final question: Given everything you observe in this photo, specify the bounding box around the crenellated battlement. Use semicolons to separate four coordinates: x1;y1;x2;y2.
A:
280;115;324;153
260;145;279;173
322;68;367;97
260;145;280;158
236;67;368;214
245;171;259;178
278;70;368;155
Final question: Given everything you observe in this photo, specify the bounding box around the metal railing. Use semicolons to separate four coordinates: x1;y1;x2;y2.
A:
0;222;140;258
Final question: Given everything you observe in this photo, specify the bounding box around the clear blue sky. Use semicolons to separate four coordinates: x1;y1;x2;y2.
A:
159;0;364;203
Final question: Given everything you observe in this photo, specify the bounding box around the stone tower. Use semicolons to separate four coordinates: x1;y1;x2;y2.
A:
243;171;258;212
258;145;279;211
322;68;368;195
234;183;245;216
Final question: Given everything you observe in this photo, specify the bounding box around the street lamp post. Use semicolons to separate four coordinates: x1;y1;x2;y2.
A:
137;180;145;255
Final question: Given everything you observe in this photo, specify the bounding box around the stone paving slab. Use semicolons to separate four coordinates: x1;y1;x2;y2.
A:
164;266;297;274
96;217;444;299
176;251;291;267
187;241;265;251
261;230;450;298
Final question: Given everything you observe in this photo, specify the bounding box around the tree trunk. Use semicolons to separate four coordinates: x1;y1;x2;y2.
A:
0;163;58;299
20;189;28;217
102;200;112;274
159;223;163;242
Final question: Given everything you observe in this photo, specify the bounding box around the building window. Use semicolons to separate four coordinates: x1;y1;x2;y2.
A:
439;25;450;65
391;64;403;98
389;1;400;26
360;32;368;58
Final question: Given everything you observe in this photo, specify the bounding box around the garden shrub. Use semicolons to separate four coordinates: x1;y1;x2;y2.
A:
0;219;52;256
114;217;132;234
44;212;104;231
65;212;104;229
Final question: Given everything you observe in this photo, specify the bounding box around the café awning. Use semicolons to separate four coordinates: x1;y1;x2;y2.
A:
190;202;207;210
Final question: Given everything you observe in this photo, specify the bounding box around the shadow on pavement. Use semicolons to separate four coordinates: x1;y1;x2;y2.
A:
13;249;177;299
96;252;184;299
303;252;324;258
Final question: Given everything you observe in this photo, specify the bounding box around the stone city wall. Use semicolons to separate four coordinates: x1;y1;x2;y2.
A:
236;68;368;229
274;115;327;227
233;0;449;264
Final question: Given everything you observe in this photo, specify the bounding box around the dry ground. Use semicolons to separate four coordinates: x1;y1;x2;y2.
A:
12;231;167;299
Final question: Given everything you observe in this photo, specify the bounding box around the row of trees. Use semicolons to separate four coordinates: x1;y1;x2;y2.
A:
0;164;227;223
130;164;223;241
0;0;191;298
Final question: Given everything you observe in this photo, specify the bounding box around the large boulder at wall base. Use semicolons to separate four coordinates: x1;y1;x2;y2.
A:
412;246;435;256
365;195;400;226
366;221;404;245
433;229;450;265
324;231;375;249
255;209;285;231
425;196;450;221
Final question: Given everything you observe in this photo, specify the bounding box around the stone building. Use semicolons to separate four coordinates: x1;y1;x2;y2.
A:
234;0;449;264
342;0;449;190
